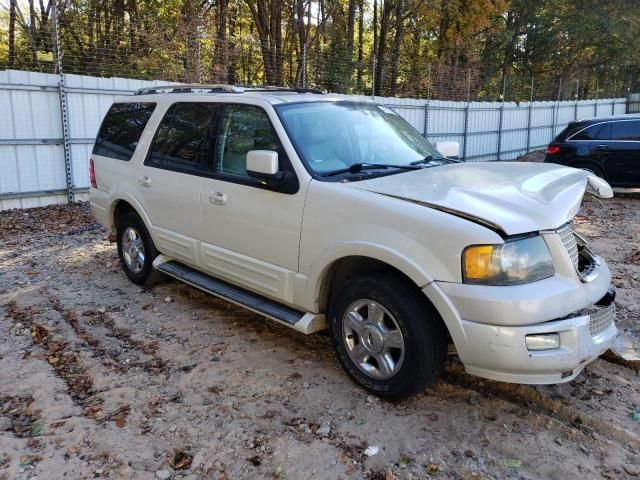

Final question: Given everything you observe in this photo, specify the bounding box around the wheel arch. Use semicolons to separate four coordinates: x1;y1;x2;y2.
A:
307;245;434;312
109;194;154;237
304;245;464;345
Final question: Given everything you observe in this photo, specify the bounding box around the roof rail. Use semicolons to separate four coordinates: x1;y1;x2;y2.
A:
237;84;325;94
134;84;243;95
134;84;325;96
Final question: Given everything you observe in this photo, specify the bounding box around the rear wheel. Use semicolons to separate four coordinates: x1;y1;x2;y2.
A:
116;211;163;286
328;274;447;400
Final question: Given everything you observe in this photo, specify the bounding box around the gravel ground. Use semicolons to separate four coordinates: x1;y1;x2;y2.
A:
0;199;639;480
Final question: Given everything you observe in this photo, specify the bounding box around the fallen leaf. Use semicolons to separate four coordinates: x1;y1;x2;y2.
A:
114;416;126;428
504;458;522;469
425;463;439;477
168;449;193;470
30;422;43;436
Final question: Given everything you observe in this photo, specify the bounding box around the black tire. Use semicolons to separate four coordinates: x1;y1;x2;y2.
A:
328;273;447;400
116;211;164;286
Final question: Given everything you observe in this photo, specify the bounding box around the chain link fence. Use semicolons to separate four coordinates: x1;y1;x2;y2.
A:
1;1;637;102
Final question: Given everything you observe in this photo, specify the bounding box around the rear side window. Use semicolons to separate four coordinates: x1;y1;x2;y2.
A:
571;123;610;141
93;103;156;160
611;120;640;141
147;103;219;173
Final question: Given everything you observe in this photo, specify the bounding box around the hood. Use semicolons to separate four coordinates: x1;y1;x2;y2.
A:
353;162;612;235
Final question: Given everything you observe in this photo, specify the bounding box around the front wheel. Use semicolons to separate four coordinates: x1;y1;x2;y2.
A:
328;274;447;400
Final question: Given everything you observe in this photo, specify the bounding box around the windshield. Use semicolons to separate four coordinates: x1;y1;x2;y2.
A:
275;101;446;176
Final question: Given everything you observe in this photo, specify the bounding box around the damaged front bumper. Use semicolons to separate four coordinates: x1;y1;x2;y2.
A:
424;255;617;384
455;300;616;384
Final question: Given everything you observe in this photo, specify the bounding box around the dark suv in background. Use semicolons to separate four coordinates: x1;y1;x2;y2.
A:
544;114;640;187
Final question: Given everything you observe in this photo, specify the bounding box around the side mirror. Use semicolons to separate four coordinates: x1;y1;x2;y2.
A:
435;141;460;160
246;150;283;181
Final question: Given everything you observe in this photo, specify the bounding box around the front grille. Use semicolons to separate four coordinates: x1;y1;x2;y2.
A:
588;303;616;337
557;223;579;269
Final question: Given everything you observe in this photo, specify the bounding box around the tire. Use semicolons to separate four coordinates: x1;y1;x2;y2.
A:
116;211;164;286
328;273;447;400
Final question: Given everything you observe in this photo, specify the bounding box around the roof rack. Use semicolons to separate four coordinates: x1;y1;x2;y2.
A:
237;85;325;94
134;84;325;96
134;84;243;95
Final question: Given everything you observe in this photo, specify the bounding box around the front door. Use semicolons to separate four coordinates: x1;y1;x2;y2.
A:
199;103;307;303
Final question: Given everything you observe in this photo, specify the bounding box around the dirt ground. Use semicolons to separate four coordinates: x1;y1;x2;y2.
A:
0;198;639;480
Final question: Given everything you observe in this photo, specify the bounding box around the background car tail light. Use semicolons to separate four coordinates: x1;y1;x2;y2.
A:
546;145;560;155
89;158;97;188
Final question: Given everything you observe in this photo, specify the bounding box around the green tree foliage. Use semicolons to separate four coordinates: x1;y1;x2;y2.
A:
0;0;638;100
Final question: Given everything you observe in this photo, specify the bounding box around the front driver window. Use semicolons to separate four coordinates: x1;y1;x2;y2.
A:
215;105;284;178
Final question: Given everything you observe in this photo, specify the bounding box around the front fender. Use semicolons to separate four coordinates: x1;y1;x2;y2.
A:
298;241;435;312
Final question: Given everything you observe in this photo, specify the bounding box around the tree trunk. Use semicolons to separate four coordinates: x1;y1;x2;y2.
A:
295;0;306;87
8;0;16;67
356;0;364;91
215;0;229;82
374;0;393;95
28;0;37;65
227;4;238;84
389;0;404;96
346;0;356;82
245;0;283;85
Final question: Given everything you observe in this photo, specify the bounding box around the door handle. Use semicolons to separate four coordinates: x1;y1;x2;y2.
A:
138;176;152;187
595;144;609;150
208;190;227;206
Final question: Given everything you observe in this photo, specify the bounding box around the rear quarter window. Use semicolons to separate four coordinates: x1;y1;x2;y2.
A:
93;103;156;160
570;123;610;141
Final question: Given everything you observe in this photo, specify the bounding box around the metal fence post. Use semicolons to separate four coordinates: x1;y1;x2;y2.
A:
52;2;74;204
526;76;533;153
552;102;559;141
423;101;429;138
551;78;562;141
574;80;579;120
526;102;533;153
462;102;469;160
371;56;376;99
497;102;504;161
302;44;307;88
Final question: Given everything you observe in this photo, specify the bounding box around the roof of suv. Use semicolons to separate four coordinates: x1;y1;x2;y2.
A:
127;84;365;105
572;113;640;125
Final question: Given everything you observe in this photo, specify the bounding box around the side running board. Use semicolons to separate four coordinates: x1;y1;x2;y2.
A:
153;255;326;334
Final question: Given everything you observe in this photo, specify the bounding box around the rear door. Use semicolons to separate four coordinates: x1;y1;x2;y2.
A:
604;120;640;186
136;102;219;264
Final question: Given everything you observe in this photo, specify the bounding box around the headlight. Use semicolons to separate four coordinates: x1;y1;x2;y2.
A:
462;236;554;285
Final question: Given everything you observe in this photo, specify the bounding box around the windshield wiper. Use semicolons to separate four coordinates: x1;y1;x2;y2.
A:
322;163;422;177
410;155;461;165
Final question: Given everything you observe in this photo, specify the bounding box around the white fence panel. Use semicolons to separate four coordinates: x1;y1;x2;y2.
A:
0;69;630;210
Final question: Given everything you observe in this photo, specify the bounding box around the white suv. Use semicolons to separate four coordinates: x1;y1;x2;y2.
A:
90;85;617;399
